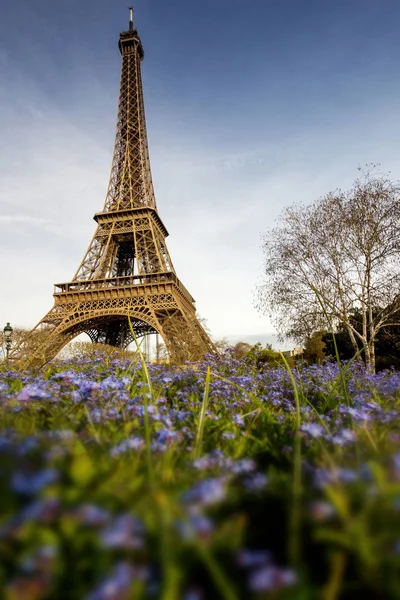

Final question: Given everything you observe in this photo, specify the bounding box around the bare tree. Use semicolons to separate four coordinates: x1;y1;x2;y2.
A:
65;341;137;362
257;168;400;372
0;328;30;362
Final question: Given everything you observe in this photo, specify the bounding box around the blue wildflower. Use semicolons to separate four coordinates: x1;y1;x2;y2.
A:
78;380;101;399
232;413;245;426
17;385;52;402
51;371;81;386
111;436;144;456
330;429;357;445
100;514;144;550
248;565;297;592
88;561;148;600
300;423;325;438
74;504;110;527
155;428;180;444
176;515;214;541
184;477;228;507
244;473;268;491
314;466;358;488
231;459;256;474
22;497;61;523
237;549;271;568
182;588;204;600
11;468;59;495
308;501;336;522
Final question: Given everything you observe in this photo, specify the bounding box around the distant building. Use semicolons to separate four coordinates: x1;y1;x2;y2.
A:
282;346;304;358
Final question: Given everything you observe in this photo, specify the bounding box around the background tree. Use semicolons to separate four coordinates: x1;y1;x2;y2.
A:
375;320;400;370
213;337;230;354
322;304;400;370
246;342;285;370
228;342;286;370
232;341;253;359
303;331;326;364
65;341;136;362
257;168;400;372
0;328;29;362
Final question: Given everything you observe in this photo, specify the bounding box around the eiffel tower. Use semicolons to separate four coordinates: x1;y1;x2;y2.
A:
12;9;215;369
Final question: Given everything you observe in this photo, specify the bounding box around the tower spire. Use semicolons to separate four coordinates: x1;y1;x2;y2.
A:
129;6;134;31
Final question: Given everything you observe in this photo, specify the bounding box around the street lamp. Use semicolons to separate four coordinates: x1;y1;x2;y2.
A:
3;322;13;363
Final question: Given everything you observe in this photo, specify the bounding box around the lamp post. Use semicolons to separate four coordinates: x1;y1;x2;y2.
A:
3;322;13;364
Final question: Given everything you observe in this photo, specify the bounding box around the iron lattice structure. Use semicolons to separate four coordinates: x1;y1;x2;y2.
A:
12;14;215;369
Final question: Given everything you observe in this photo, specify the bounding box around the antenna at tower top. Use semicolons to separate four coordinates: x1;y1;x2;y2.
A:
129;7;134;31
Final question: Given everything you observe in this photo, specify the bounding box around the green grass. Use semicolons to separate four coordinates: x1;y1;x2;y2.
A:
0;350;399;598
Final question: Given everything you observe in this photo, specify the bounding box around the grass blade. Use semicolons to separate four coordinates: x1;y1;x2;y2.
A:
194;366;211;460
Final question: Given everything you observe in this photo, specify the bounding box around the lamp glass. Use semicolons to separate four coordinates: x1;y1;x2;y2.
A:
3;323;13;340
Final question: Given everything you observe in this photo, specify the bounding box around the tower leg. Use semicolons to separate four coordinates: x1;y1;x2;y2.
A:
10;291;216;370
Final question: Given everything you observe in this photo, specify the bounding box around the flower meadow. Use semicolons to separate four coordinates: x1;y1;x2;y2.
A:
0;350;399;599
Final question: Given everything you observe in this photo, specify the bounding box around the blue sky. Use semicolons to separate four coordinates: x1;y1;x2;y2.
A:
1;0;400;348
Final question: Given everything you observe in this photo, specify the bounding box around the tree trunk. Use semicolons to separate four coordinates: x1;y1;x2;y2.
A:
369;340;376;374
345;325;361;358
364;342;372;371
361;294;369;369
366;258;375;373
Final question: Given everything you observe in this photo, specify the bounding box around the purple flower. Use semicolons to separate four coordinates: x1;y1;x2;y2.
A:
237;549;271;568
177;515;214;541
0;382;10;393
248;565;297;592
78;380;101;399
233;414;245;426
51;371;81;386
16;437;38;456
101;514;144;550
330;429;357;445
22;497;61;523
155;428;180;444
88;561;148;600
74;504;110;527
348;407;372;422
244;473;268;491
300;423;325;438
99;376;127;391
314;467;358;488
230;459;256;474
192;456;214;471
309;501;336;522
111;437;144;457
392;453;400;482
17;385;52;402
135;404;157;417
11;469;59;495
184;477;228;508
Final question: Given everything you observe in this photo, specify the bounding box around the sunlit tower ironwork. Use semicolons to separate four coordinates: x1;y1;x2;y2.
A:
11;10;215;369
